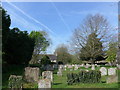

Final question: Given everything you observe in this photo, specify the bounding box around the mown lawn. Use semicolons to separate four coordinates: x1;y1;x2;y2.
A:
52;67;119;88
2;64;120;88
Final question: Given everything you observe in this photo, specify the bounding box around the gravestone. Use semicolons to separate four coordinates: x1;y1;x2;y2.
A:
74;65;78;70
68;65;72;69
24;67;39;82
108;68;116;75
99;67;107;76
8;75;23;89
42;71;53;82
85;70;89;72
107;75;118;83
91;65;95;70
57;70;62;76
38;79;51;88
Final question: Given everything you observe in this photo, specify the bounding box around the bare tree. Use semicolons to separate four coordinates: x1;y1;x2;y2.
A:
71;14;113;63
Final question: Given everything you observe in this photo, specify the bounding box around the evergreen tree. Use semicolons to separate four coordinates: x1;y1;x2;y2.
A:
80;33;104;63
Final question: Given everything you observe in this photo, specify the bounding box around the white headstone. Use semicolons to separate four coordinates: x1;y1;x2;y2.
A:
38;79;51;88
108;68;116;75
91;65;95;70
99;67;107;76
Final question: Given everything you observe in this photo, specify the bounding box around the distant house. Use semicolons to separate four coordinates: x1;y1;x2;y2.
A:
37;54;57;63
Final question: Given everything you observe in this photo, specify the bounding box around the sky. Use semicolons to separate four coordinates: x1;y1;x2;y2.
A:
2;1;118;54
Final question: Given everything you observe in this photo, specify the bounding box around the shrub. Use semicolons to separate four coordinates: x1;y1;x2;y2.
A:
67;70;101;85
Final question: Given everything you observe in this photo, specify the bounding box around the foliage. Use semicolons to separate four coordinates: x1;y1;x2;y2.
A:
2;8;11;63
80;33;104;63
106;42;117;65
3;28;34;65
41;55;51;66
71;14;110;64
55;44;72;64
67;70;101;85
2;8;34;65
29;31;50;64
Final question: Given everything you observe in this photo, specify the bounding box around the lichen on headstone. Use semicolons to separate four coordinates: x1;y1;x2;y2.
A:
8;75;23;88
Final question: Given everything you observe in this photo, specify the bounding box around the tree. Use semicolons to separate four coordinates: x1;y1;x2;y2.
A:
41;55;51;66
2;8;11;63
2;8;34;65
106;42;117;66
29;31;50;64
71;14;111;63
4;28;34;64
80;32;104;63
55;44;72;64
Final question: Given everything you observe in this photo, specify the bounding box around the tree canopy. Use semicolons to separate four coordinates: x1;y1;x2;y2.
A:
29;31;50;64
71;14;111;64
55;44;72;64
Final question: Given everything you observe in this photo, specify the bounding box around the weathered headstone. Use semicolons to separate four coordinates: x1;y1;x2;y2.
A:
42;71;53;82
38;79;51;88
8;75;23;89
24;67;39;82
99;67;107;76
107;75;118;83
108;68;116;75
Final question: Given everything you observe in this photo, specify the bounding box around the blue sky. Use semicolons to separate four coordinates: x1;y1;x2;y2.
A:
2;2;118;54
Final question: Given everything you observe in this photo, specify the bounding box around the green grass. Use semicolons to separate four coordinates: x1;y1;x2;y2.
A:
2;64;120;88
52;67;119;88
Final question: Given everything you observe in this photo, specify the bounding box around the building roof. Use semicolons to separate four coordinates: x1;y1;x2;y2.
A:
37;54;57;61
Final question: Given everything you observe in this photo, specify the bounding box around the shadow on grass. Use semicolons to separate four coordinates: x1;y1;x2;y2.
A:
53;83;62;85
101;81;106;83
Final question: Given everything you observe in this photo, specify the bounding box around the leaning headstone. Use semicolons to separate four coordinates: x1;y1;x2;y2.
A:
99;67;107;76
24;67;39;82
8;75;23;89
42;71;53;82
108;68;116;75
38;79;51;88
107;75;118;83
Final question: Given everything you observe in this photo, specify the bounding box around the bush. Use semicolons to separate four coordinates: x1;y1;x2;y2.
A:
67;70;101;85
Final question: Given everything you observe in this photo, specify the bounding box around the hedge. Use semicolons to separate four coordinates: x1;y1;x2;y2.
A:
67;70;101;85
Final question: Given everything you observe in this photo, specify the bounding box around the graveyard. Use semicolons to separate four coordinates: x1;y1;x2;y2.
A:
2;1;120;89
2;63;120;88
